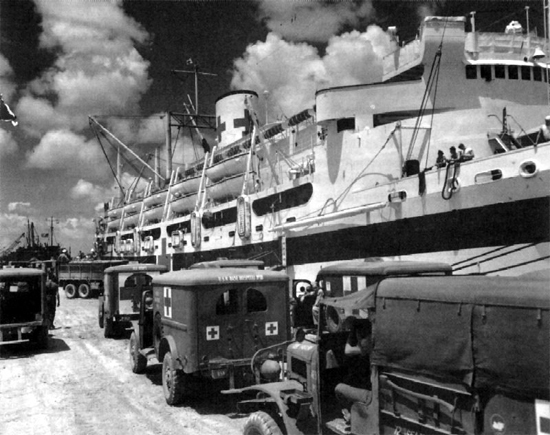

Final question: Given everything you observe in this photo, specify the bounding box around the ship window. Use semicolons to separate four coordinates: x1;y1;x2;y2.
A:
480;65;492;81
465;65;477;79
534;66;542;81
252;183;313;216
141;228;161;241
508;65;518;80
167;221;191;235
246;288;267;313
494;65;505;79
202;207;237;229
216;289;239;315
521;66;531;80
337;117;355;132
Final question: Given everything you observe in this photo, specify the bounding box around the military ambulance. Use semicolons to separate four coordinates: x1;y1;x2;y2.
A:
227;262;549;435
99;263;167;338
0;268;49;349
129;267;291;405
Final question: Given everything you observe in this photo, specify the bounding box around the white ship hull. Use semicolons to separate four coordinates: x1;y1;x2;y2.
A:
95;15;550;280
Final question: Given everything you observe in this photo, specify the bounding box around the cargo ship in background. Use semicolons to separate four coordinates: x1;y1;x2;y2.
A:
0;219;61;265
92;13;550;281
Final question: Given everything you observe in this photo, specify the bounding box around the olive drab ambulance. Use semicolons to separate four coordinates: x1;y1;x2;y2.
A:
99;263;167;338
0;268;49;349
129;267;291;406
227;262;549;435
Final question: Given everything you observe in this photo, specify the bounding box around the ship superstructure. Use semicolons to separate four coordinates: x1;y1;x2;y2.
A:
93;14;550;280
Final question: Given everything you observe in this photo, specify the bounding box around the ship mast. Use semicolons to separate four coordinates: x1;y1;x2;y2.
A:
169;60;217;177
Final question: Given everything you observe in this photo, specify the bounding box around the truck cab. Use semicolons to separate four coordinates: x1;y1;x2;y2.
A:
99;263;167;338
228;262;549;435
129;267;291;406
0;268;49;349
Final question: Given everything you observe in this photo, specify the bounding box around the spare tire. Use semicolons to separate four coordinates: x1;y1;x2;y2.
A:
325;305;343;333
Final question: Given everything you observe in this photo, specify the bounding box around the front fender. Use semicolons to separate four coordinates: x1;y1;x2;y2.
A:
222;380;312;435
158;335;182;369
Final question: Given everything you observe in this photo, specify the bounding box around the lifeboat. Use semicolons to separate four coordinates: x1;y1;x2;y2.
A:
170;192;198;215
206;151;248;183
142;204;164;224
143;189;168;209
123;201;141;216
107;207;123;221
170;175;202;197
208;173;253;203
107;219;120;232
122;212;140;230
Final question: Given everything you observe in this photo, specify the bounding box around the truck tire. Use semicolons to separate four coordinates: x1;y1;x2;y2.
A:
162;351;185;405
104;318;114;338
65;283;77;299
129;331;147;374
244;412;283;435
78;283;91;299
98;297;104;328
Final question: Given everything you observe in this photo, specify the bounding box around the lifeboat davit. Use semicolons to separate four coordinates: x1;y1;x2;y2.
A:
170;175;202;197
206;151;248;183
170;192;198;215
208;173;253;203
143;190;168;209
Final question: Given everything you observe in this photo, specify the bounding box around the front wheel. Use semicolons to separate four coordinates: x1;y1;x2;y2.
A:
78;283;91;299
162;351;185;405
129;331;147;374
65;283;77;299
243;411;283;435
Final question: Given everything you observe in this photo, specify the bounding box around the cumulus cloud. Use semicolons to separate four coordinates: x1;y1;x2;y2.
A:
257;0;375;42
8;202;31;212
16;0;152;138
230;26;390;118
0;129;18;157
106;114;166;147
70;179;110;203
0;54;17;102
25;129;105;178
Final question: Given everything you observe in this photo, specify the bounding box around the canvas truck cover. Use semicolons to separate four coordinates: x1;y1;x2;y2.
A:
317;260;452;277
371;275;550;397
0;268;44;278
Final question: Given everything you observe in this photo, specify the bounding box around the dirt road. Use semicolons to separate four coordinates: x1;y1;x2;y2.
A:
0;293;247;435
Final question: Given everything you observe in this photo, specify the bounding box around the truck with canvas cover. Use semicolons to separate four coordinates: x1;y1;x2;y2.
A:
0;268;49;349
129;267;292;406
100;263;167;338
58;259;128;299
227;263;549;435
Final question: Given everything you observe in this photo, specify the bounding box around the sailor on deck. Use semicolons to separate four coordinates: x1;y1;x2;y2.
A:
538;116;550;143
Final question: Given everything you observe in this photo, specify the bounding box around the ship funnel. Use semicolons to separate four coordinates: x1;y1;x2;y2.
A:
215;90;259;148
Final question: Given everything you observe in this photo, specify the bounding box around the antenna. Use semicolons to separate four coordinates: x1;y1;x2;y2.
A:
172;59;217;115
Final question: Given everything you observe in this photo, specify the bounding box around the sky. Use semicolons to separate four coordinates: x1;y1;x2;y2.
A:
0;0;545;255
